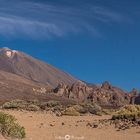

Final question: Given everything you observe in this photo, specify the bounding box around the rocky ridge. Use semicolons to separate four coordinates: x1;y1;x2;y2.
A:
53;81;139;107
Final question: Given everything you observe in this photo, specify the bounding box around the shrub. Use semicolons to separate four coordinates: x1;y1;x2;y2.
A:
73;105;88;114
28;100;40;106
62;107;80;116
80;102;102;115
27;104;40;111
2;100;28;109
2;101;18;109
112;105;140;121
2;100;41;111
46;100;60;108
0;112;25;139
67;102;102;115
112;113;140;121
101;109;112;115
52;105;65;112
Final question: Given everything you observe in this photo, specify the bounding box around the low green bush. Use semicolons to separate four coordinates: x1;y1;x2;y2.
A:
2;100;41;111
80;102;102;115
2;100;28;109
0;112;25;139
46;100;60;108
62;107;80;116
101;109;112;115
27;104;40;111
112;105;140;121
2;102;17;109
73;105;88;114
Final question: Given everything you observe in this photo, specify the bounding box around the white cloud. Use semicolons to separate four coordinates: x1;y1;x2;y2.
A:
0;0;131;39
0;15;65;38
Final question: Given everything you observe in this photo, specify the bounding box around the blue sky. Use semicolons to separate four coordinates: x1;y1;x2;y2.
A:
0;0;140;91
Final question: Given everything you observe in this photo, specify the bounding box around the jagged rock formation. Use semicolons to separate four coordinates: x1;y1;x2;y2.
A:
54;83;70;97
53;81;137;107
87;82;129;106
54;81;92;101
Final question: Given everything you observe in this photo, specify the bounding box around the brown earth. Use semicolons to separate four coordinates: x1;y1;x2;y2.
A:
1;110;140;140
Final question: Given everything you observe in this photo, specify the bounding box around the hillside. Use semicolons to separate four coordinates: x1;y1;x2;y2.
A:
0;47;77;87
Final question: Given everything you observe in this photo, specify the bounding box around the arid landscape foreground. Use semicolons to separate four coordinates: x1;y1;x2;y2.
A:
0;47;139;140
0;109;139;140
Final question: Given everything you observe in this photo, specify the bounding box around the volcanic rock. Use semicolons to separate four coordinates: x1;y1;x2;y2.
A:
53;83;70;97
53;81;133;106
88;82;130;106
54;81;92;101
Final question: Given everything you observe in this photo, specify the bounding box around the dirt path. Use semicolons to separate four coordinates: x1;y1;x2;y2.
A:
1;110;140;140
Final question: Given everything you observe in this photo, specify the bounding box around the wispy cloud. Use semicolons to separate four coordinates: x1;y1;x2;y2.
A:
0;0;132;39
0;16;64;38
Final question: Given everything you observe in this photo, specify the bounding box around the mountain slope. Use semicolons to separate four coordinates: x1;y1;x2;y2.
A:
0;69;44;102
0;47;77;87
0;70;76;105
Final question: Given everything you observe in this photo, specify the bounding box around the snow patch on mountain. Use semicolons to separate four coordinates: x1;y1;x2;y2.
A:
0;47;18;58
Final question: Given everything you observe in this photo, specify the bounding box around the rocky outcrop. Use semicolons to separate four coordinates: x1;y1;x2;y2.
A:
69;81;92;101
53;83;70;97
53;81;135;107
53;81;92;101
88;82;130;107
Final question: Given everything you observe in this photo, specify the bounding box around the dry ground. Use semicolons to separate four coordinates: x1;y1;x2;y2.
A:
0;110;140;140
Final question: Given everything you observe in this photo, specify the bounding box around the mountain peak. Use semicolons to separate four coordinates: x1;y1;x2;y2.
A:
0;47;18;58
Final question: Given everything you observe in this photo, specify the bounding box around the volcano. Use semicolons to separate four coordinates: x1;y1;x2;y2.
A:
0;47;77;87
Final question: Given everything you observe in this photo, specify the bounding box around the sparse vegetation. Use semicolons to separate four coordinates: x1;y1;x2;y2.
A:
61;102;103;116
2;100;41;111
46;100;60;108
112;105;140;121
0;112;25;139
1;100;104;116
62;107;80;116
101;109;112;115
73;105;88;114
79;102;102;115
60;102;103;116
2;100;24;109
40;100;63;112
27;104;40;111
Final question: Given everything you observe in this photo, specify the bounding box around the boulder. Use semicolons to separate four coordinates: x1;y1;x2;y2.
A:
53;83;70;97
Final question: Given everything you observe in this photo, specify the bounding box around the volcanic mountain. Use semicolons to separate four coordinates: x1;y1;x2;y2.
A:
0;47;138;106
0;47;77;87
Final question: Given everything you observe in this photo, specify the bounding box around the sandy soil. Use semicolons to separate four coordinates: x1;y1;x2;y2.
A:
0;110;140;140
